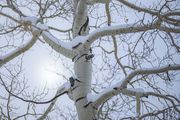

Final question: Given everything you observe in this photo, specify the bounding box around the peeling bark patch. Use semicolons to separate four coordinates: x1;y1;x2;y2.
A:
84;102;92;108
75;97;85;103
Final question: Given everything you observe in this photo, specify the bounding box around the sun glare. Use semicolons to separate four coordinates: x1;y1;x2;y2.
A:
38;60;60;88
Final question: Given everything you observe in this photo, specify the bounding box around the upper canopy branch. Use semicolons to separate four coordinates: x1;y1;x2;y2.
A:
0;15;76;65
117;0;180;26
1;13;179;62
37;19;180;57
117;0;158;15
6;0;24;16
82;21;180;49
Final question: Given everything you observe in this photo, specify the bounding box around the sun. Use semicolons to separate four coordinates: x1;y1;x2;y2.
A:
38;59;59;88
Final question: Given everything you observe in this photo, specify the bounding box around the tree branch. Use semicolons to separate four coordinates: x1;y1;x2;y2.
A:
87;0;110;4
0;11;20;23
0;34;39;67
117;0;180;26
20;16;180;59
20;16;75;59
82;22;180;49
0;76;70;104
87;64;180;107
37;84;70;120
139;105;180;120
41;31;75;58
6;0;24;16
117;0;158;16
105;1;127;76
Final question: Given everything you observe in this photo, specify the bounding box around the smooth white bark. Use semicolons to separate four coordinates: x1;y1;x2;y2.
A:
73;0;89;37
41;31;75;58
21;16;76;59
70;0;97;119
83;23;180;48
73;57;96;120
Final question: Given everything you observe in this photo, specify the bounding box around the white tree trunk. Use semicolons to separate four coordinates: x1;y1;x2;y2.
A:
72;56;96;120
70;0;97;119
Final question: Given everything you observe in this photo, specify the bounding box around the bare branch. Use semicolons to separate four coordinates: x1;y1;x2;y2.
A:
6;0;24;16
0;11;20;23
48;26;72;33
83;22;180;49
117;0;158;15
87;0;110;4
105;2;127;76
41;31;75;58
117;0;180;26
20;16;75;59
0;76;70;104
139;105;180;120
88;64;180;107
0;35;39;67
37;85;70;120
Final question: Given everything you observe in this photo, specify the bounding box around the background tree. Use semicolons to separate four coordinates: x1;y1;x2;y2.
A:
0;0;180;119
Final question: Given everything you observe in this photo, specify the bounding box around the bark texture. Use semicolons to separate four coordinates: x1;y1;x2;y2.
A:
71;0;96;119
